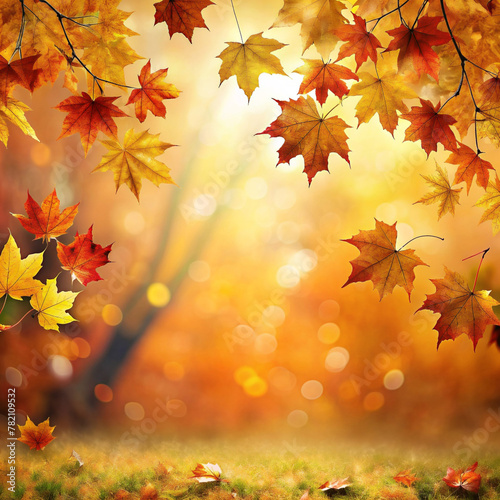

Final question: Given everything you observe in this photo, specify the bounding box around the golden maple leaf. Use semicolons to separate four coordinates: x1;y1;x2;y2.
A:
17;416;56;451
218;32;287;101
0;234;43;300
476;176;500;234
94;129;176;201
0;98;38;146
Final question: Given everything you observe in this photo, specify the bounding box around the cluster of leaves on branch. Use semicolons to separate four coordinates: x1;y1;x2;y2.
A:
0;190;111;332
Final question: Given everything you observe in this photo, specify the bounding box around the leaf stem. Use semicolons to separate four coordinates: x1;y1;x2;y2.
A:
0;295;7;316
2;308;35;331
230;0;244;44
367;0;411;31
397;234;444;251
463;248;489;293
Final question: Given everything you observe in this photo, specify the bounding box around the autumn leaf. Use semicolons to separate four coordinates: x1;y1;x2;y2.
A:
318;477;351;491
0;97;38;146
342;219;428;301
294;59;358;105
127;60;180;122
0;234;43;300
393;470;419;487
446;143;494;193
415;164;462;220
0;54;41;104
140;483;158;500
477;76;500;146
17;416;55;451
154;462;173;477
70;449;84;467
153;0;213;42
190;463;228;483
93;129;176;201
417;267;500;350
258;95;350;184
443;462;481;493
55;92;127;155
30;278;80;332
476;176;500;234
12;189;79;242
335;13;383;70
218;32;287;101
57;226;112;286
385;15;451;81
400;99;457;156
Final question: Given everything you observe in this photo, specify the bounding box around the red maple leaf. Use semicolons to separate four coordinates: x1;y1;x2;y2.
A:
393;470;419;487
0;55;41;104
400;99;457;156
55;92;127;155
385;15;451;81
57;226;112;286
443;462;482;493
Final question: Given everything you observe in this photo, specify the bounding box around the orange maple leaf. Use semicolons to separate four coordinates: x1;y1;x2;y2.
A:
443;462;482;493
446;143;494;193
385;15;451;81
55;92;127;155
318;477;351;491
342;219;428;301
335;13;383;70
294;59;358;105
17;416;55;451
393;470;419;487
190;463;229;483
153;0;213;42
417;267;500;350
0;55;41;104
258;96;350;184
127;60;180;123
12;189;79;242
400;99;457;156
57;226;112;286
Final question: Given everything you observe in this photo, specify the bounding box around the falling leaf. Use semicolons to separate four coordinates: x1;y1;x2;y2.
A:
335;13;383;70
475;176;500;233
318;477;351;491
218;32;287;101
0;234;43;300
294;59;358;105
443;462;482;493
0;54;41;104
342;219;428;301
127;60;180;122
93;129;176;201
154;0;214;42
446;143;494;193
393;470;419;487
190;463;228;483
417;268;500;350
0;97;38;146
258;95;350;184
385;15;451;81
57;226;112;286
17;416;55;451
30;278;80;332
55;92;127;155
70;449;84;467
400;99;457;156
12;189;79;242
140;483;158;500
415;164;462;220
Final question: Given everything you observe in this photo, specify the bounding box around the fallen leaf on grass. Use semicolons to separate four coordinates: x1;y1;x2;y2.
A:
443;462;481;493
318;477;351;491
140;483;158;500
70;449;84;467
393;470;419;487
190;463;229;483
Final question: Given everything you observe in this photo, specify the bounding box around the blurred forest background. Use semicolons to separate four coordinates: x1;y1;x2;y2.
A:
1;0;500;449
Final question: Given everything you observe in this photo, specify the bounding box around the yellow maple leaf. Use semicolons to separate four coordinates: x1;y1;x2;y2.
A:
0;234;43;300
476;176;500;234
0;98;39;146
30;278;79;331
94;129;176;201
415;164;462;220
17;416;56;451
217;32;287;101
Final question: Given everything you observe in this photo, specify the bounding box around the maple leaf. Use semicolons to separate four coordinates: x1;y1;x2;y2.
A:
294;59;358;105
477;77;500;146
415;164;462;220
349;66;416;136
271;0;347;58
335;13;383;70
400;99;457;156
94;129;176;201
127;60;180;122
55;92;127;155
385;15;451;81
153;0;214;42
342;219;428;301
0;234;43;300
0;98;38;146
30;278;80;332
258;96;350;184
446;143;494;193
0;55;41;104
417;267;500;350
140;483;158;500
190;463;229;483
12;189;79;242
393;470;419;487
443;462;481;493
57;226;112;286
318;477;351;491
17;416;55;451
476;176;500;233
218;32;287;101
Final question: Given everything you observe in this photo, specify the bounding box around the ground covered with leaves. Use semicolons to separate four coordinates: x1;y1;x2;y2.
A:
1;434;500;499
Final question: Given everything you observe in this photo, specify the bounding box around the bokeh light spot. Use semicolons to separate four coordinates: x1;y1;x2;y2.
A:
48;355;73;379
147;283;171;307
363;391;385;412
287;410;308;428
234;366;257;386
31;143;51;166
189;260;211;282
318;299;340;321
262;305;286;327
276;265;300;288
254;333;278;355
124;211;145;235
125;401;145;421
301;380;323;400
317;322;340;344
95;384;113;403
243;375;268;397
268;366;296;393
384;369;405;390
73;337;91;359
5;367;23;387
325;347;350;373
102;304;123;326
